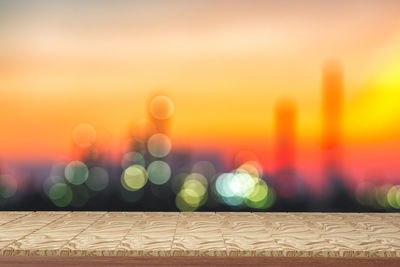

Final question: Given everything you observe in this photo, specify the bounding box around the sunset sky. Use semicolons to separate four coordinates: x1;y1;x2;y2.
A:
1;0;400;183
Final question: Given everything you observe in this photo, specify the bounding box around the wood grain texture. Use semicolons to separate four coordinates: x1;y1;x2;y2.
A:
0;212;398;258
116;212;178;256
0;256;399;267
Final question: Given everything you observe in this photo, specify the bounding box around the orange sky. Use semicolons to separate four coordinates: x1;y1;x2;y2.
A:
1;0;400;180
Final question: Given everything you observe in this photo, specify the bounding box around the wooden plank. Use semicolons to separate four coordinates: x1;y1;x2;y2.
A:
0;212;398;260
0;212;69;252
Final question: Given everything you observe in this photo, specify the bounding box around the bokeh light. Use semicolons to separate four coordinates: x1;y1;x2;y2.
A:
375;184;391;209
387;185;400;209
237;161;263;178
229;172;255;198
147;160;171;185
175;173;208;211
149;95;174;120
122;164;148;191
65;161;89;185
72;123;96;148
215;172;255;206
354;182;400;210
86;166;109;191
147;133;172;158
245;179;274;209
216;173;236;199
214;166;274;210
246;180;268;203
43;176;65;196
48;183;73;207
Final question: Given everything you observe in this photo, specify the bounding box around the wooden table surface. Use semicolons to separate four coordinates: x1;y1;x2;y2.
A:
0;212;399;266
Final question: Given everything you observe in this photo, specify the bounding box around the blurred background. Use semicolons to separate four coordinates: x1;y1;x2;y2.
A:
1;0;400;211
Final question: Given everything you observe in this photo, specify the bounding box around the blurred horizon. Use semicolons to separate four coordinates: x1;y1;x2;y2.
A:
1;0;400;211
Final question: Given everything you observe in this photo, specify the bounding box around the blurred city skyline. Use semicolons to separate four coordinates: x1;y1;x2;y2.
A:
0;0;400;210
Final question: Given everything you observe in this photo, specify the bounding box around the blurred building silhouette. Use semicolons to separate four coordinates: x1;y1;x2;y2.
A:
321;59;355;209
275;98;297;172
272;98;310;209
322;59;344;173
274;99;298;199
